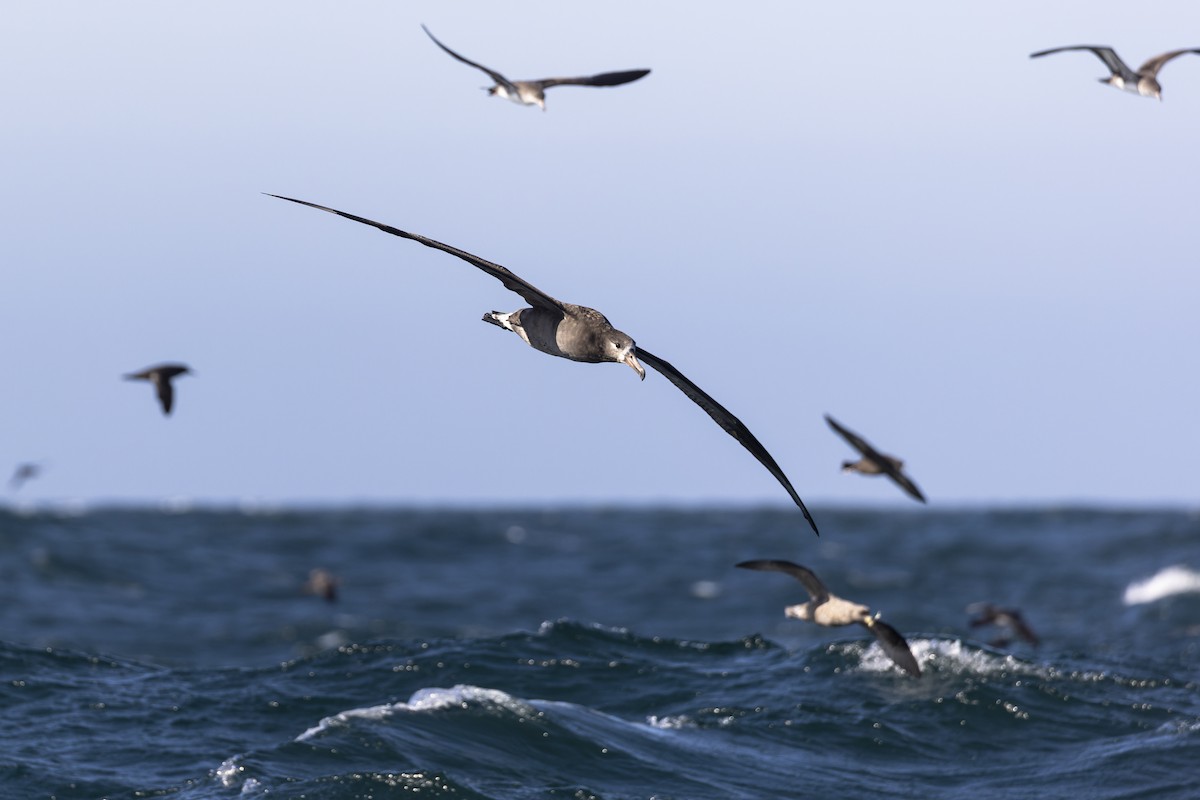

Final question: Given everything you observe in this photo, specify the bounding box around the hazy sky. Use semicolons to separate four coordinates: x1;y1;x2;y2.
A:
3;1;1199;510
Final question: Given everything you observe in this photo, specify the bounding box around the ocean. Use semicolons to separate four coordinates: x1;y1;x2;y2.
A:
1;506;1197;799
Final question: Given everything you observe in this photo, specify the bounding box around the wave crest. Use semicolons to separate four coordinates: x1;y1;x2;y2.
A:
1123;565;1200;605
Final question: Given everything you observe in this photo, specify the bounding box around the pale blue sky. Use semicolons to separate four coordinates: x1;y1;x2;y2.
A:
3;1;1199;509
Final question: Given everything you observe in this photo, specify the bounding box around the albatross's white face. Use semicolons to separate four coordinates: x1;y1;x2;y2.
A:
609;337;644;380
784;602;814;621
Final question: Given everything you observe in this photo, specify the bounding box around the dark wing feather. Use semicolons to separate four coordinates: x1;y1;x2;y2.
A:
267;195;567;313
637;347;817;535
1029;45;1135;81
889;468;927;504
865;618;921;677
1009;612;1041;646
825;414;925;503
155;376;175;416
824;414;879;460
736;559;828;602
1137;48;1200;77
536;69;650;89
421;25;515;93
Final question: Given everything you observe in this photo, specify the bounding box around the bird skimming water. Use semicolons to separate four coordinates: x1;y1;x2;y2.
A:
738;559;921;677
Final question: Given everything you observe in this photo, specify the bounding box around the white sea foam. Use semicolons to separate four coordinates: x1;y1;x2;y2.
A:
647;714;696;730
215;756;244;788
1123;565;1200;605
855;637;1038;678
296;684;536;742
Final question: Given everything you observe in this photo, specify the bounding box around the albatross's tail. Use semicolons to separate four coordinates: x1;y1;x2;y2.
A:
482;311;514;330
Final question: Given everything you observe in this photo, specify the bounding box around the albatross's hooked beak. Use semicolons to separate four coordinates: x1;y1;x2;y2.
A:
623;350;645;381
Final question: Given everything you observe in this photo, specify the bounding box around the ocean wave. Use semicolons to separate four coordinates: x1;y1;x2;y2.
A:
1123;565;1200;605
296;684;541;742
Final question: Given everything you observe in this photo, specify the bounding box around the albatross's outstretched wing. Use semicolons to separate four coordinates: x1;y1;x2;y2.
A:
824;414;882;462
884;468;925;504
863;617;922;677
421;25;517;95
639;349;817;535
266;195;567;313
535;70;651;90
1137;48;1200;77
1029;45;1137;82
824;414;925;503
736;559;829;602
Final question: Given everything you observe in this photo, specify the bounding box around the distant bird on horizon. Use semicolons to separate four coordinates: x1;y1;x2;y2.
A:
303;568;340;603
967;602;1040;648
1030;45;1200;100
824;414;925;503
421;25;650;111
737;559;921;678
267;193;819;536
124;363;192;416
9;462;42;491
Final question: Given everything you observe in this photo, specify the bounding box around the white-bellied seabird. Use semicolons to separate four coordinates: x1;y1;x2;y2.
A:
9;462;41;491
824;414;925;503
422;25;650;111
967;602;1039;647
124;363;191;416
267;194;818;536
737;559;921;677
1030;45;1200;100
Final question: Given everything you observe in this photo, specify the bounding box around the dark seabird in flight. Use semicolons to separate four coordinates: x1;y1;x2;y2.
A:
737;559;921;677
124;363;192;416
268;194;818;536
1030;46;1200;100
967;602;1040;648
422;25;650;111
824;414;925;503
9;462;41;491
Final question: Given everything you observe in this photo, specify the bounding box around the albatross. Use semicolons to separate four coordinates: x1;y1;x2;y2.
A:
737;559;921;677
268;194;818;536
124;363;191;416
422;25;650;111
1030;45;1200;100
824;414;925;503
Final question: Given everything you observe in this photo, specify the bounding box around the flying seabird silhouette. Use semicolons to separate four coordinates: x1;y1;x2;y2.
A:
268;194;818;535
824;414;925;503
967;602;1040;648
737;559;921;677
9;462;41;491
124;363;192;416
1030;45;1200;100
422;25;650;111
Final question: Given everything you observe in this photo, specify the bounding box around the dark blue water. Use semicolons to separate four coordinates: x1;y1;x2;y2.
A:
2;506;1198;799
